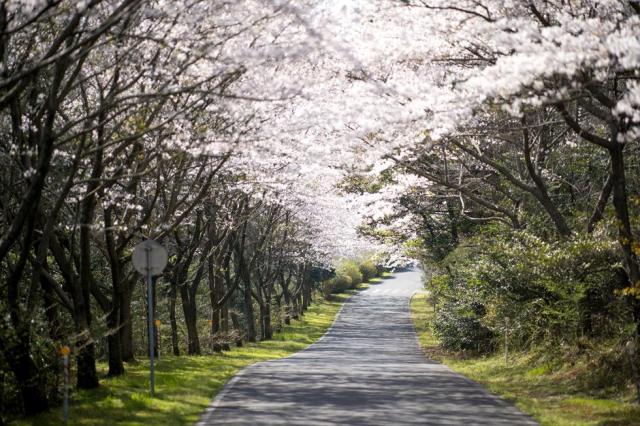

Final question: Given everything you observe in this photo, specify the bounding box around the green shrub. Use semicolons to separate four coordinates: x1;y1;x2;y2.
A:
331;275;352;293
359;260;378;282
338;260;362;288
433;300;495;353
429;230;627;354
321;280;335;299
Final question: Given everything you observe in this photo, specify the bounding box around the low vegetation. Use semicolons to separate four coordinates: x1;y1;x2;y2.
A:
15;293;349;426
320;258;388;299
411;293;640;426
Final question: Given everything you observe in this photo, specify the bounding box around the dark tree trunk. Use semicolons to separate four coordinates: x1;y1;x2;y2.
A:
106;316;124;376
274;296;283;333
230;311;244;347
74;275;98;389
2;329;49;415
587;175;613;233
221;304;230;351
243;281;257;342
181;286;201;355
608;144;640;286
608;143;640;402
264;303;273;340
76;341;98;389
75;128;102;390
208;260;222;352
211;306;222;353
292;293;301;320
282;284;291;325
260;303;273;341
40;272;62;341
118;283;135;362
3;211;49;413
104;208;124;376
302;281;310;312
169;280;180;356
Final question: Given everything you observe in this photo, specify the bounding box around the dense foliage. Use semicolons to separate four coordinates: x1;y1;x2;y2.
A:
1;0;640;421
349;0;640;401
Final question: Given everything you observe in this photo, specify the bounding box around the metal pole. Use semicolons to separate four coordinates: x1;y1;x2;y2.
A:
63;352;69;424
146;247;155;397
155;319;161;361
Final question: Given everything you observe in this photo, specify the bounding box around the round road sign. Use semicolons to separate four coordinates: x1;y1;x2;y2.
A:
132;240;168;276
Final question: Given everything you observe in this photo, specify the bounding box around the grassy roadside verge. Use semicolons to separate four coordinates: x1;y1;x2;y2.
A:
16;292;352;426
410;292;640;426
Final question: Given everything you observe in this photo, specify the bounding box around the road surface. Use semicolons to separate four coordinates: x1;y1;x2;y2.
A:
197;268;537;425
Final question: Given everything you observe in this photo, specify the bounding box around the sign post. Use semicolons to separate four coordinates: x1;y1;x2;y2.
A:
60;345;70;425
132;240;168;397
155;319;161;360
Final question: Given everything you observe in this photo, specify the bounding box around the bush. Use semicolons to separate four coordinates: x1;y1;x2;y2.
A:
321;280;334;299
433;301;495;353
338;260;362;288
359;260;378;282
331;275;352;293
428;230;628;354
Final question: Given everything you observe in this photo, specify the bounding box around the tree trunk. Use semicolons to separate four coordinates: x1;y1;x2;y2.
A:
263;303;273;340
587;175;613;233
181;288;201;355
282;284;291;325
243;281;257;342
118;282;135;362
302;282;310;312
2;329;49;415
76;339;98;389
259;302;274;341
208;260;222;352
38;257;62;342
221;299;230;350
292;293;301;320
274;296;283;333
3;211;49;413
104;209;124;376
106;313;124;376
609;144;640;286
75;132;101;390
230;311;244;347
169;280;180;356
211;307;222;353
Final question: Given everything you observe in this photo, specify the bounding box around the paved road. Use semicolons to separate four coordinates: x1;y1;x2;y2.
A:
197;269;537;425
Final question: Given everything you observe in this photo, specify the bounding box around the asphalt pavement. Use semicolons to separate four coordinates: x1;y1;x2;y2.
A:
197;268;538;425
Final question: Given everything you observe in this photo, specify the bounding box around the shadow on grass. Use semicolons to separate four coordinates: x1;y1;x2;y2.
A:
15;296;345;426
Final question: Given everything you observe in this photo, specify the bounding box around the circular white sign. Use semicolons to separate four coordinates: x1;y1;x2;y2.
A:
132;240;168;276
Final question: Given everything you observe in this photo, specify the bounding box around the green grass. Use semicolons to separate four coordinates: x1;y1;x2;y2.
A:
410;293;640;426
16;294;349;426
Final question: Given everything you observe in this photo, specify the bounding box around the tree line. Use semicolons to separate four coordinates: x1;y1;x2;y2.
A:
0;1;329;420
357;0;640;401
